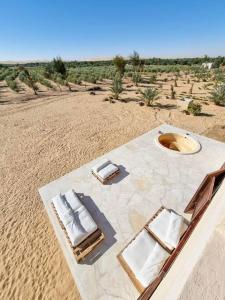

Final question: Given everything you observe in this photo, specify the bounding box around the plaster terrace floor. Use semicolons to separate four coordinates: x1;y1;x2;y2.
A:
39;124;225;300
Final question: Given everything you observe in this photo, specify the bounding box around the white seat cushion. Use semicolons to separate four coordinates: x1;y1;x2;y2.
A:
52;193;98;247
67;206;98;246
165;211;187;249
122;229;156;274
52;194;71;227
148;209;187;250
92;158;111;174
97;163;118;180
64;189;82;211
136;243;169;287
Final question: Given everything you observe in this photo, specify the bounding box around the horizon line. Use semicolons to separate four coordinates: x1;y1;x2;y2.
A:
1;54;224;65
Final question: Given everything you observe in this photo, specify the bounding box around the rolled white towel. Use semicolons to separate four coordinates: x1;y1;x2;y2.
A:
92;158;111;174
97;163;119;180
136;243;169;288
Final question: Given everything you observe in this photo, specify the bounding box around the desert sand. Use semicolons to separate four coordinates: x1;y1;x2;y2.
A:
0;77;225;300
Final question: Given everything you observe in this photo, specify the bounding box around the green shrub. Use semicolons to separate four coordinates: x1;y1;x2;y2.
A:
18;68;38;95
210;84;225;106
52;57;67;77
139;87;159;106
113;55;126;76
149;74;157;84
129;51;140;71
43;64;54;79
6;77;19;92
132;72;142;86
110;76;123;99
38;76;53;88
187;101;202;115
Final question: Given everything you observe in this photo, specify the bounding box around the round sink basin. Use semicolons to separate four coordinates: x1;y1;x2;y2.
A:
156;132;201;154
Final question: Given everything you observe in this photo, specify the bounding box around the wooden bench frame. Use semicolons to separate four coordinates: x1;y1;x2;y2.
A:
117;162;225;300
137;162;225;300
117;206;184;293
52;202;104;263
92;165;120;184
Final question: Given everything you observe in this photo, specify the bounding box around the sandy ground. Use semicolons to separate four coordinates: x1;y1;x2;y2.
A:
0;77;225;300
179;220;225;300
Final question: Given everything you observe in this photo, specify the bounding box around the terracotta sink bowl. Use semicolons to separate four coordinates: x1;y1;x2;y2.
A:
156;132;201;154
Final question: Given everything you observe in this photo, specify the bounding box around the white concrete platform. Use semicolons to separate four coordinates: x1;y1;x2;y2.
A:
39;124;225;300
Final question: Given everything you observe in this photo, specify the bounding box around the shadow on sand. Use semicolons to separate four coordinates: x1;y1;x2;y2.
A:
77;193;117;265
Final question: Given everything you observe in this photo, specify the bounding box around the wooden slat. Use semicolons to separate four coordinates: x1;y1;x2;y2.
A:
117;207;186;298
191;177;215;221
52;203;104;262
92;167;120;184
184;162;225;214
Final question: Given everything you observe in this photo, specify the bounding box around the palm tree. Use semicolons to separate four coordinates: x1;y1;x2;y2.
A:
110;76;123;100
139;87;159;106
129;51;140;71
52;56;67;78
113;55;126;76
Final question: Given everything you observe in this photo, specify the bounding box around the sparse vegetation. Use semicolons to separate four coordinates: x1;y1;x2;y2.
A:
6;77;19;92
210;84;225;106
130;51;141;71
52;57;67;78
139;87;159;106
110;75;123;100
187;101;202;116
113;55;126;76
18;68;38;95
132;72;142;86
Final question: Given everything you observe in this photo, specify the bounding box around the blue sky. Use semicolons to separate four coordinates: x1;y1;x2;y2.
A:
1;0;225;61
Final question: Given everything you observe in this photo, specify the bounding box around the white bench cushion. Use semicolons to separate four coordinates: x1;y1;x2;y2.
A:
136;243;169;287
122;229;156;275
97;163;118;180
148;208;187;250
64;189;83;211
68;206;98;246
52;193;98;247
92;158;111;174
52;194;71;227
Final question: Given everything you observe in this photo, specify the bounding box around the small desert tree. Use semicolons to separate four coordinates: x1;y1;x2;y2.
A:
210;84;225;106
110;75;123;100
130;51;140;71
113;55;126;77
139;87;159;106
52;57;67;78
